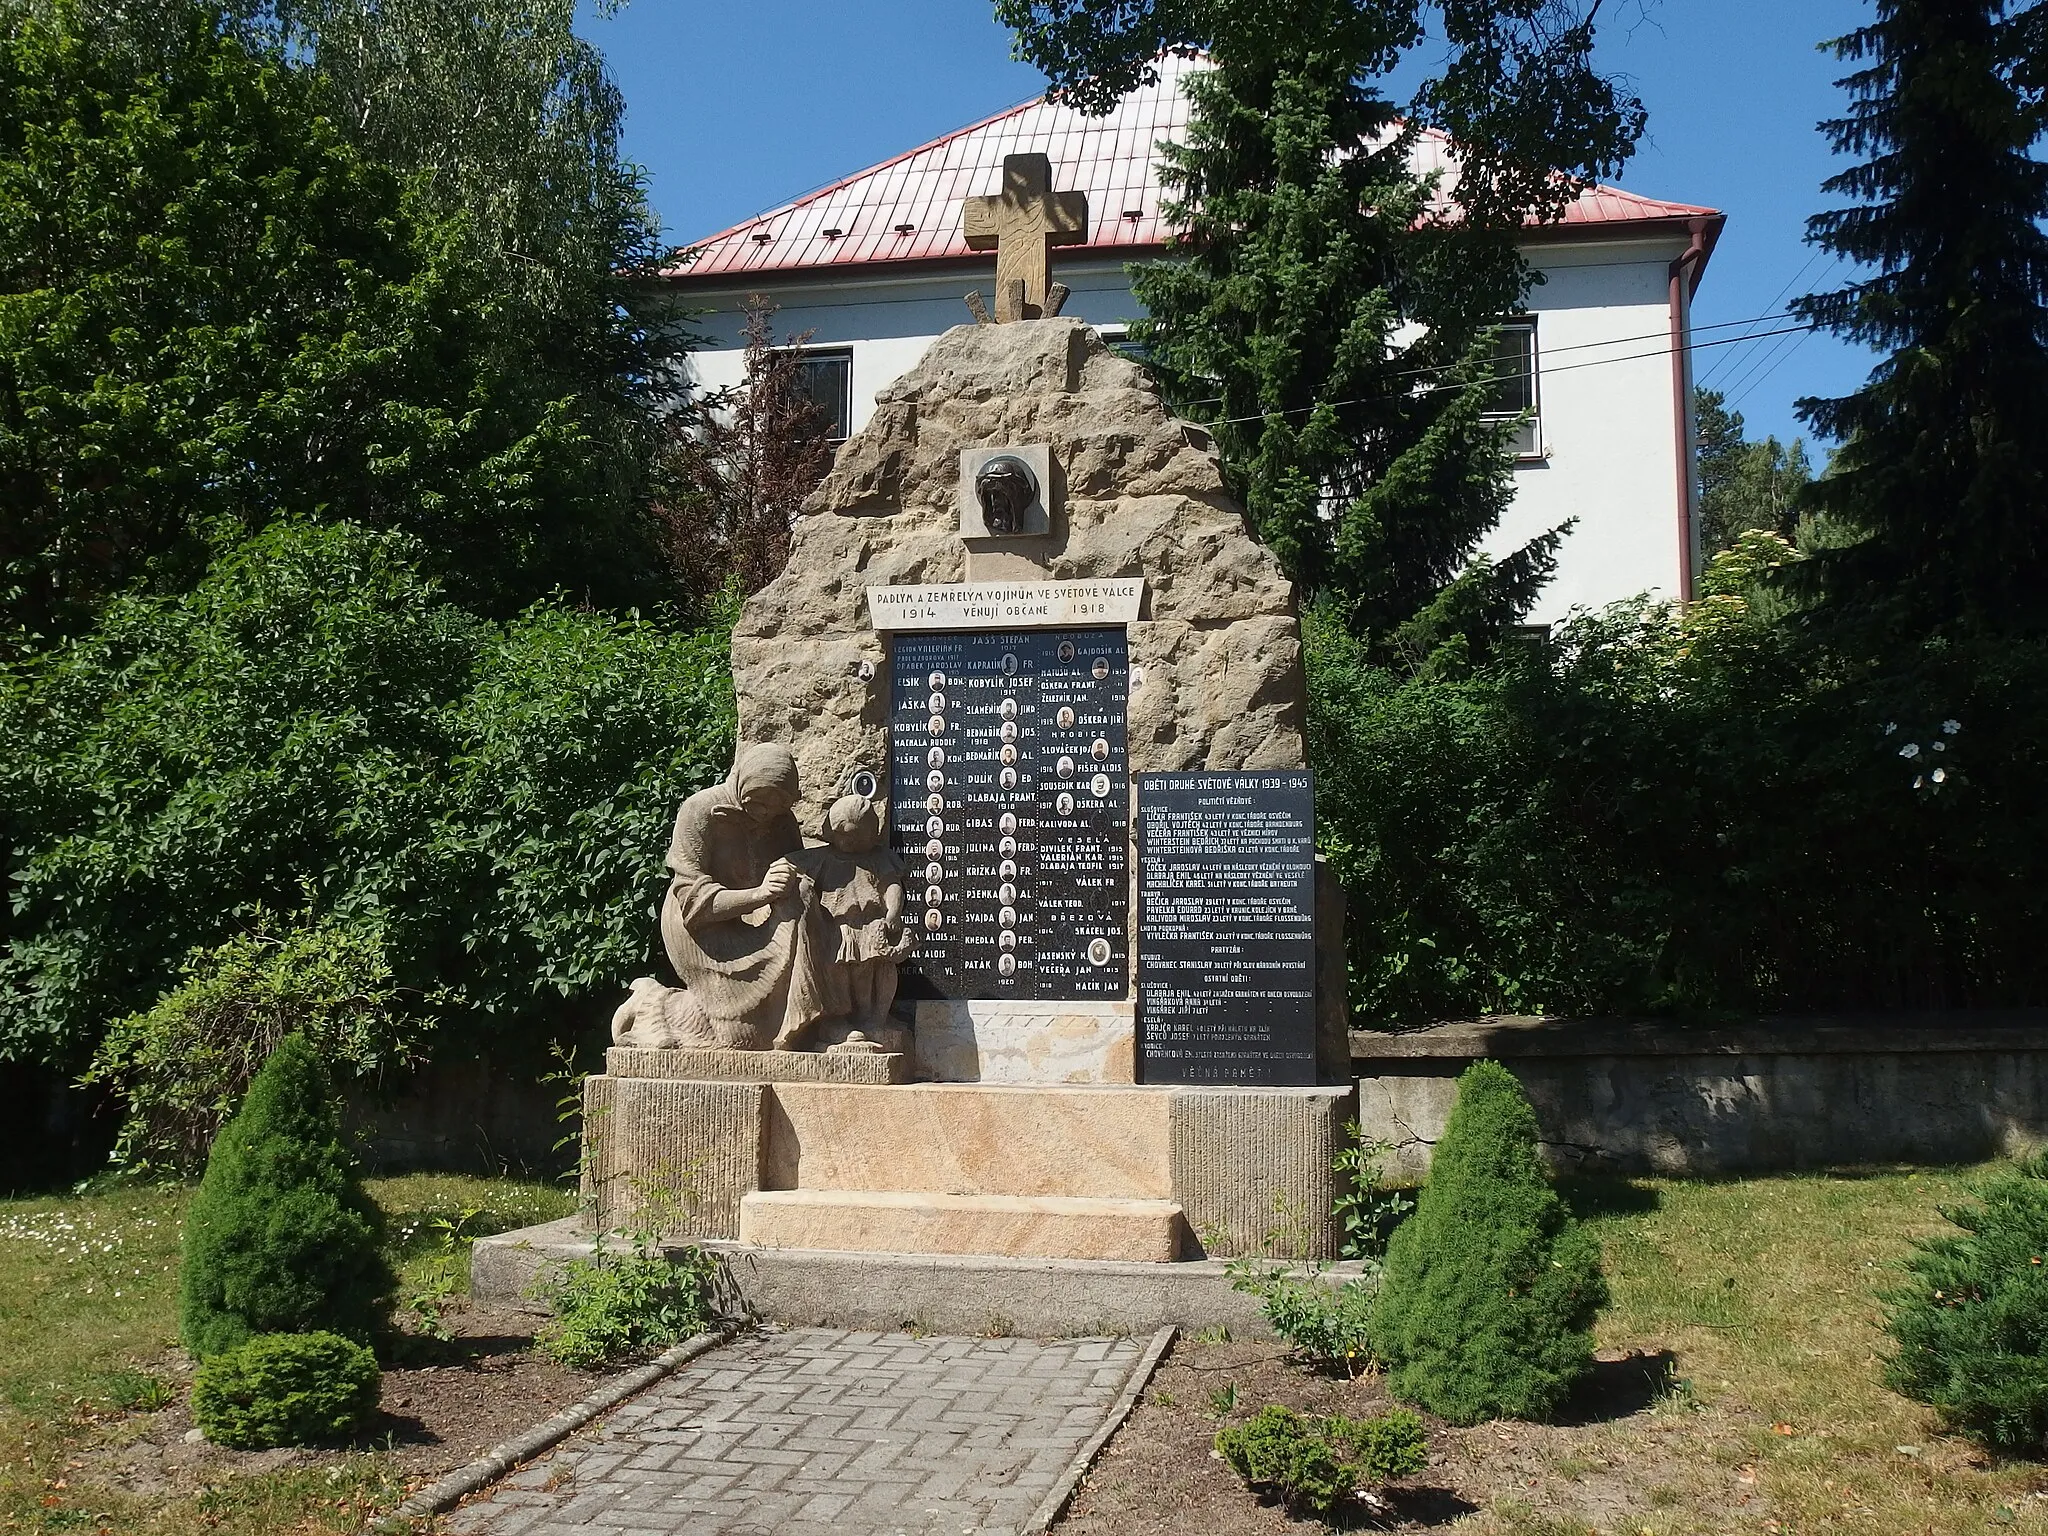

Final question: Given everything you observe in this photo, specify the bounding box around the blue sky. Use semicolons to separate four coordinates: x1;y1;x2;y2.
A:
589;0;1876;451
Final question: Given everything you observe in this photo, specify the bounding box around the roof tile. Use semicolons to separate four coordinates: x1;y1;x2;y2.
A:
666;53;1719;282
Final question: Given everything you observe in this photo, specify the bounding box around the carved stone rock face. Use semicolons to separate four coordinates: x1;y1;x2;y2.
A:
737;319;1306;833
974;455;1037;535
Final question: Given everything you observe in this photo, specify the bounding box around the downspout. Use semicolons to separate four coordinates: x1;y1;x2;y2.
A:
1667;218;1712;601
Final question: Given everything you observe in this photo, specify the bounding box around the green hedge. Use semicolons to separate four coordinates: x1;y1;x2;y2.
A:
0;520;734;1073
1307;542;2048;1025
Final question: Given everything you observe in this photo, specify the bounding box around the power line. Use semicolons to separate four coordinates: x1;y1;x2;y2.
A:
1191;322;1814;428
1171;305;1813;411
1697;250;1841;392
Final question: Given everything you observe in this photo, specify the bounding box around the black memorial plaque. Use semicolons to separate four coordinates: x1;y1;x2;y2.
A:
1137;771;1316;1084
888;629;1129;1000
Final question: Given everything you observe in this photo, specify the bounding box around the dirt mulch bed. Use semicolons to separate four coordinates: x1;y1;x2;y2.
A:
76;1298;602;1500
1059;1336;1756;1534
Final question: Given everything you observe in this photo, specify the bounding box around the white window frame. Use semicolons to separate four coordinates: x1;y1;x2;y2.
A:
1482;318;1544;461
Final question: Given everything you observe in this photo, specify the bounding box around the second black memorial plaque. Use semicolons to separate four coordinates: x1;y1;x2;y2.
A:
888;628;1129;1000
1137;771;1316;1084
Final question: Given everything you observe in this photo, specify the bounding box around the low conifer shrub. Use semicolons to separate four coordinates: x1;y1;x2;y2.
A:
1214;1403;1427;1515
1884;1153;2048;1451
1372;1059;1606;1423
191;1331;381;1448
178;1033;394;1357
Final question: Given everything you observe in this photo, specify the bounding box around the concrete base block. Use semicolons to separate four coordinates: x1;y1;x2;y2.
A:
738;1189;1186;1262
581;1077;763;1238
765;1081;1172;1198
912;999;1136;1083
472;1217;1374;1339
605;1046;906;1085
1170;1086;1352;1259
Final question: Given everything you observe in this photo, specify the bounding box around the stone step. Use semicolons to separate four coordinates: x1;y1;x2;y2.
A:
766;1081;1174;1200
738;1189;1188;1263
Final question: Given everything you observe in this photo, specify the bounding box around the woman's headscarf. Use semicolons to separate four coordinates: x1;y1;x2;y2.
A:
727;742;800;808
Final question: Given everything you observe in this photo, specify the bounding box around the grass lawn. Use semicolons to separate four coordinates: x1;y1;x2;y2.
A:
0;1173;573;1536
1569;1164;2048;1536
4;1162;2046;1534
1060;1163;2048;1536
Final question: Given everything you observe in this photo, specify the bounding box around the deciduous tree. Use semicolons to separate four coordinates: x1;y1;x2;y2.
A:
1696;387;1813;555
651;299;836;599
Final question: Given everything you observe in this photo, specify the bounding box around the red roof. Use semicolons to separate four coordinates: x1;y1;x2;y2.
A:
667;53;1721;283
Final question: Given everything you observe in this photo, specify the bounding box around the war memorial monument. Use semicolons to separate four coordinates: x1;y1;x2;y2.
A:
495;158;1359;1327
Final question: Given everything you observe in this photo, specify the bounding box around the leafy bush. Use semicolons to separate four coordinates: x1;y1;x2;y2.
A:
191;1331;381;1448
179;1033;394;1358
1214;1403;1427;1516
1306;558;2048;1026
1228;1260;1379;1373
1373;1060;1606;1424
1883;1154;2048;1451
532;1245;719;1369
83;914;425;1175
0;520;734;1074
1333;1125;1414;1259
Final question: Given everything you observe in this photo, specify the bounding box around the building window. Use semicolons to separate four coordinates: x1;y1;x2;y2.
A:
792;350;853;442
1483;319;1542;459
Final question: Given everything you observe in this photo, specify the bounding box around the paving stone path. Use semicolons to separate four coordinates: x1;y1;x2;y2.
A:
447;1327;1145;1536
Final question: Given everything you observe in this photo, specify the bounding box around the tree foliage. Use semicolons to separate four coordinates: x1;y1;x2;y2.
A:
1792;0;2048;638
652;298;836;598
998;2;1643;665
1373;1059;1605;1423
0;0;674;645
996;0;1644;226
1695;388;1813;556
0;520;735;1071
179;1033;393;1358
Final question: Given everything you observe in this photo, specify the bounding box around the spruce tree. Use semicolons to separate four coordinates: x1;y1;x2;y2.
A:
1792;0;2048;637
179;1033;393;1357
1131;25;1549;667
999;0;1644;667
1372;1059;1606;1424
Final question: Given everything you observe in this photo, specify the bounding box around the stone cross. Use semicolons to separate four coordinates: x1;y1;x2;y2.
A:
962;153;1088;323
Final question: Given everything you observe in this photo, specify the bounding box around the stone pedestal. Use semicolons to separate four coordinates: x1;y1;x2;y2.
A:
911;999;1135;1083
582;1062;1352;1262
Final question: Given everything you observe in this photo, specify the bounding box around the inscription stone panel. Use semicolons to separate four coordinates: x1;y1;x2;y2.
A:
1137;771;1316;1084
889;628;1129;1000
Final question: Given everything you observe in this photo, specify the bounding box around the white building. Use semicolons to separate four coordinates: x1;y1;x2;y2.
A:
663;55;1723;620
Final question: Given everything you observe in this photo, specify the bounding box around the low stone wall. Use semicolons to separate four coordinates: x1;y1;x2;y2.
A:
349;1053;575;1176
1355;1012;2048;1178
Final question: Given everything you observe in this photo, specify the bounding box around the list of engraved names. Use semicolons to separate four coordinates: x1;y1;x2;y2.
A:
888;629;1130;1000
1137;771;1316;1084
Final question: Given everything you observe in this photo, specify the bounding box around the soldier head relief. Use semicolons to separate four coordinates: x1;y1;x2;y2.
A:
973;454;1037;535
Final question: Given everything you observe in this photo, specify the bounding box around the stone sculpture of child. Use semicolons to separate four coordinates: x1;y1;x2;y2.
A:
786;794;915;1052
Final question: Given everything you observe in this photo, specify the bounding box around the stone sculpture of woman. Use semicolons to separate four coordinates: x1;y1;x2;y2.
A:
612;743;845;1050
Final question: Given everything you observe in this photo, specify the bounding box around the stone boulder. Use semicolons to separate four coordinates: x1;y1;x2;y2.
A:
734;318;1306;828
